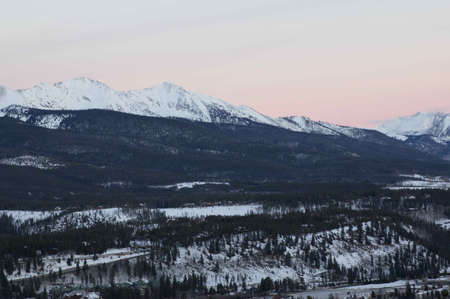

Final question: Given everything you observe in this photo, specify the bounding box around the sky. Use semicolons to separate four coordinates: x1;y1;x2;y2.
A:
1;0;450;127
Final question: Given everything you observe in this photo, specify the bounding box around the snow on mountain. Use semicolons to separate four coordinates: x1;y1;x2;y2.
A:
0;105;72;129
277;116;335;134
277;116;369;138
0;85;25;107
1;77;278;126
0;77;368;138
377;112;450;141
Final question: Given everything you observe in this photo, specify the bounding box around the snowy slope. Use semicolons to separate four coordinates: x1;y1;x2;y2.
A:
0;78;278;126
0;105;72;129
377;112;450;142
277;116;369;138
0;85;24;107
0;78;369;139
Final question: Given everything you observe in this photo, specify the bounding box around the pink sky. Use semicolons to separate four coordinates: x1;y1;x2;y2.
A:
2;1;450;127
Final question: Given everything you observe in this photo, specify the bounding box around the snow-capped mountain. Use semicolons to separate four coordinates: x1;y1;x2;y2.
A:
377;112;450;142
0;78;278;126
0;77;367;138
376;112;450;160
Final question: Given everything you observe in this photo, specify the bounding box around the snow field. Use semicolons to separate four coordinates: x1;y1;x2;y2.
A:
1;204;263;231
387;174;450;190
8;247;145;281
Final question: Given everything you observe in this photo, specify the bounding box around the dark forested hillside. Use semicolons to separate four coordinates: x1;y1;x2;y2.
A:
0;108;448;204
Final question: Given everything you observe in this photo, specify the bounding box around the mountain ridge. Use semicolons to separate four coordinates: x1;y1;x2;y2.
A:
1;78;449;159
0;78;369;139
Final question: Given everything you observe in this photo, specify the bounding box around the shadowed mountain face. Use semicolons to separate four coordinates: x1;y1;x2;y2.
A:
403;135;450;161
0;107;448;204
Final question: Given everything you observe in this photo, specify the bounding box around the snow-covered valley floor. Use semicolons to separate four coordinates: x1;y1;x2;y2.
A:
291;277;450;299
387;174;450;190
0;204;263;231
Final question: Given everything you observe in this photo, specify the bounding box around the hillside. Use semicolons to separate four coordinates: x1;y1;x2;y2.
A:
0;108;448;204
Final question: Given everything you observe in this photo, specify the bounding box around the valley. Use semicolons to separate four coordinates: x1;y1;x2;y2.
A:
0;79;449;299
1;189;449;298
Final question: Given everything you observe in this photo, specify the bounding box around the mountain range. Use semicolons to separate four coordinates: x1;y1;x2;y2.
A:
1;77;449;159
0;77;372;139
0;78;448;203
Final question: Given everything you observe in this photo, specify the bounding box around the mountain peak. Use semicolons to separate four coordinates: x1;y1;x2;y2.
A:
159;81;180;87
60;77;112;89
71;76;96;82
377;111;450;138
149;81;187;93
